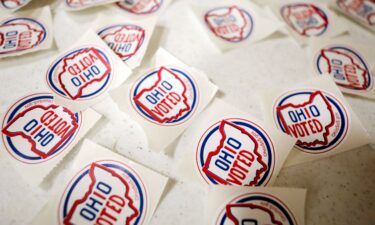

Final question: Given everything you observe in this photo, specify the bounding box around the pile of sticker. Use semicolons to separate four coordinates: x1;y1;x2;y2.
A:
0;0;373;224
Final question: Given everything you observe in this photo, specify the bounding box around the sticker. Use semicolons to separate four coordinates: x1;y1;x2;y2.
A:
260;76;370;166
30;139;168;225
93;14;156;69
333;0;375;31
204;5;254;42
46;30;132;112
0;7;53;59
176;99;295;187
64;0;120;10
111;48;218;151
280;3;329;37
116;0;163;15
274;90;348;153
0;93;101;185
274;1;347;46
311;36;375;99
0;0;32;11
192;0;284;51
206;187;305;225
113;0;172;19
131;66;198;126
60;161;146;225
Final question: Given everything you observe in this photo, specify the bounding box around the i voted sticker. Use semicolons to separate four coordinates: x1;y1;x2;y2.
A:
280;3;329;37
314;45;373;91
0;0;31;10
59;160;147;225
196;118;275;186
98;24;145;62
274;90;349;154
130;66;199;126
204;5;254;42
46;46;113;101
116;0;163;15
1;93;82;164
216;192;298;225
336;0;375;27
0;17;47;55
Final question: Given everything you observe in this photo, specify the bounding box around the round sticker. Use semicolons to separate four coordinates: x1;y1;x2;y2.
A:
1;93;82;164
273;89;349;154
130;66;199;126
204;5;254;42
46;46;113;101
0;17;47;55
216;192;298;225
315;45;373;91
98;24;145;62
116;0;163;15
59;160;148;225
196;118;275;186
280;3;329;37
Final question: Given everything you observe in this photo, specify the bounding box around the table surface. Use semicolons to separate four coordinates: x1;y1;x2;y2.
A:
0;0;374;225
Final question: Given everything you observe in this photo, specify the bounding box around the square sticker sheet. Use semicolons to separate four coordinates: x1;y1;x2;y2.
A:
272;0;348;46
310;35;375;99
206;186;306;225
0;6;53;59
192;0;284;51
330;0;375;33
176;99;296;187
110;0;173;19
30;139;169;225
92;14;157;69
0;93;102;185
45;30;132;112
111;48;218;151
260;76;370;167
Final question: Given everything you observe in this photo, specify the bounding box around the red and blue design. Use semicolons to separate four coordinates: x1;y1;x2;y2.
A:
280;3;329;37
131;66;199;126
0;0;30;9
0;17;47;55
315;45;373;91
196;118;275;186
1;93;82;164
216;192;297;225
98;24;145;62
59;160;147;225
116;0;163;15
336;0;375;27
274;90;349;154
46;46;113;101
204;5;254;42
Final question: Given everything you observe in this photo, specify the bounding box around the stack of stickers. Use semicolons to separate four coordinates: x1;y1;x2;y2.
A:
0;0;373;225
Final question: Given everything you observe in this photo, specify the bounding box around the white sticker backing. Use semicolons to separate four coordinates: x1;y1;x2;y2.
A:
0;93;102;185
206;187;306;225
176;99;296;187
310;35;375;99
0;6;53;59
192;0;284;51
30;139;169;225
273;0;348;46
111;48;218;151
92;14;157;69
260;76;370;167
45;30;132;112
